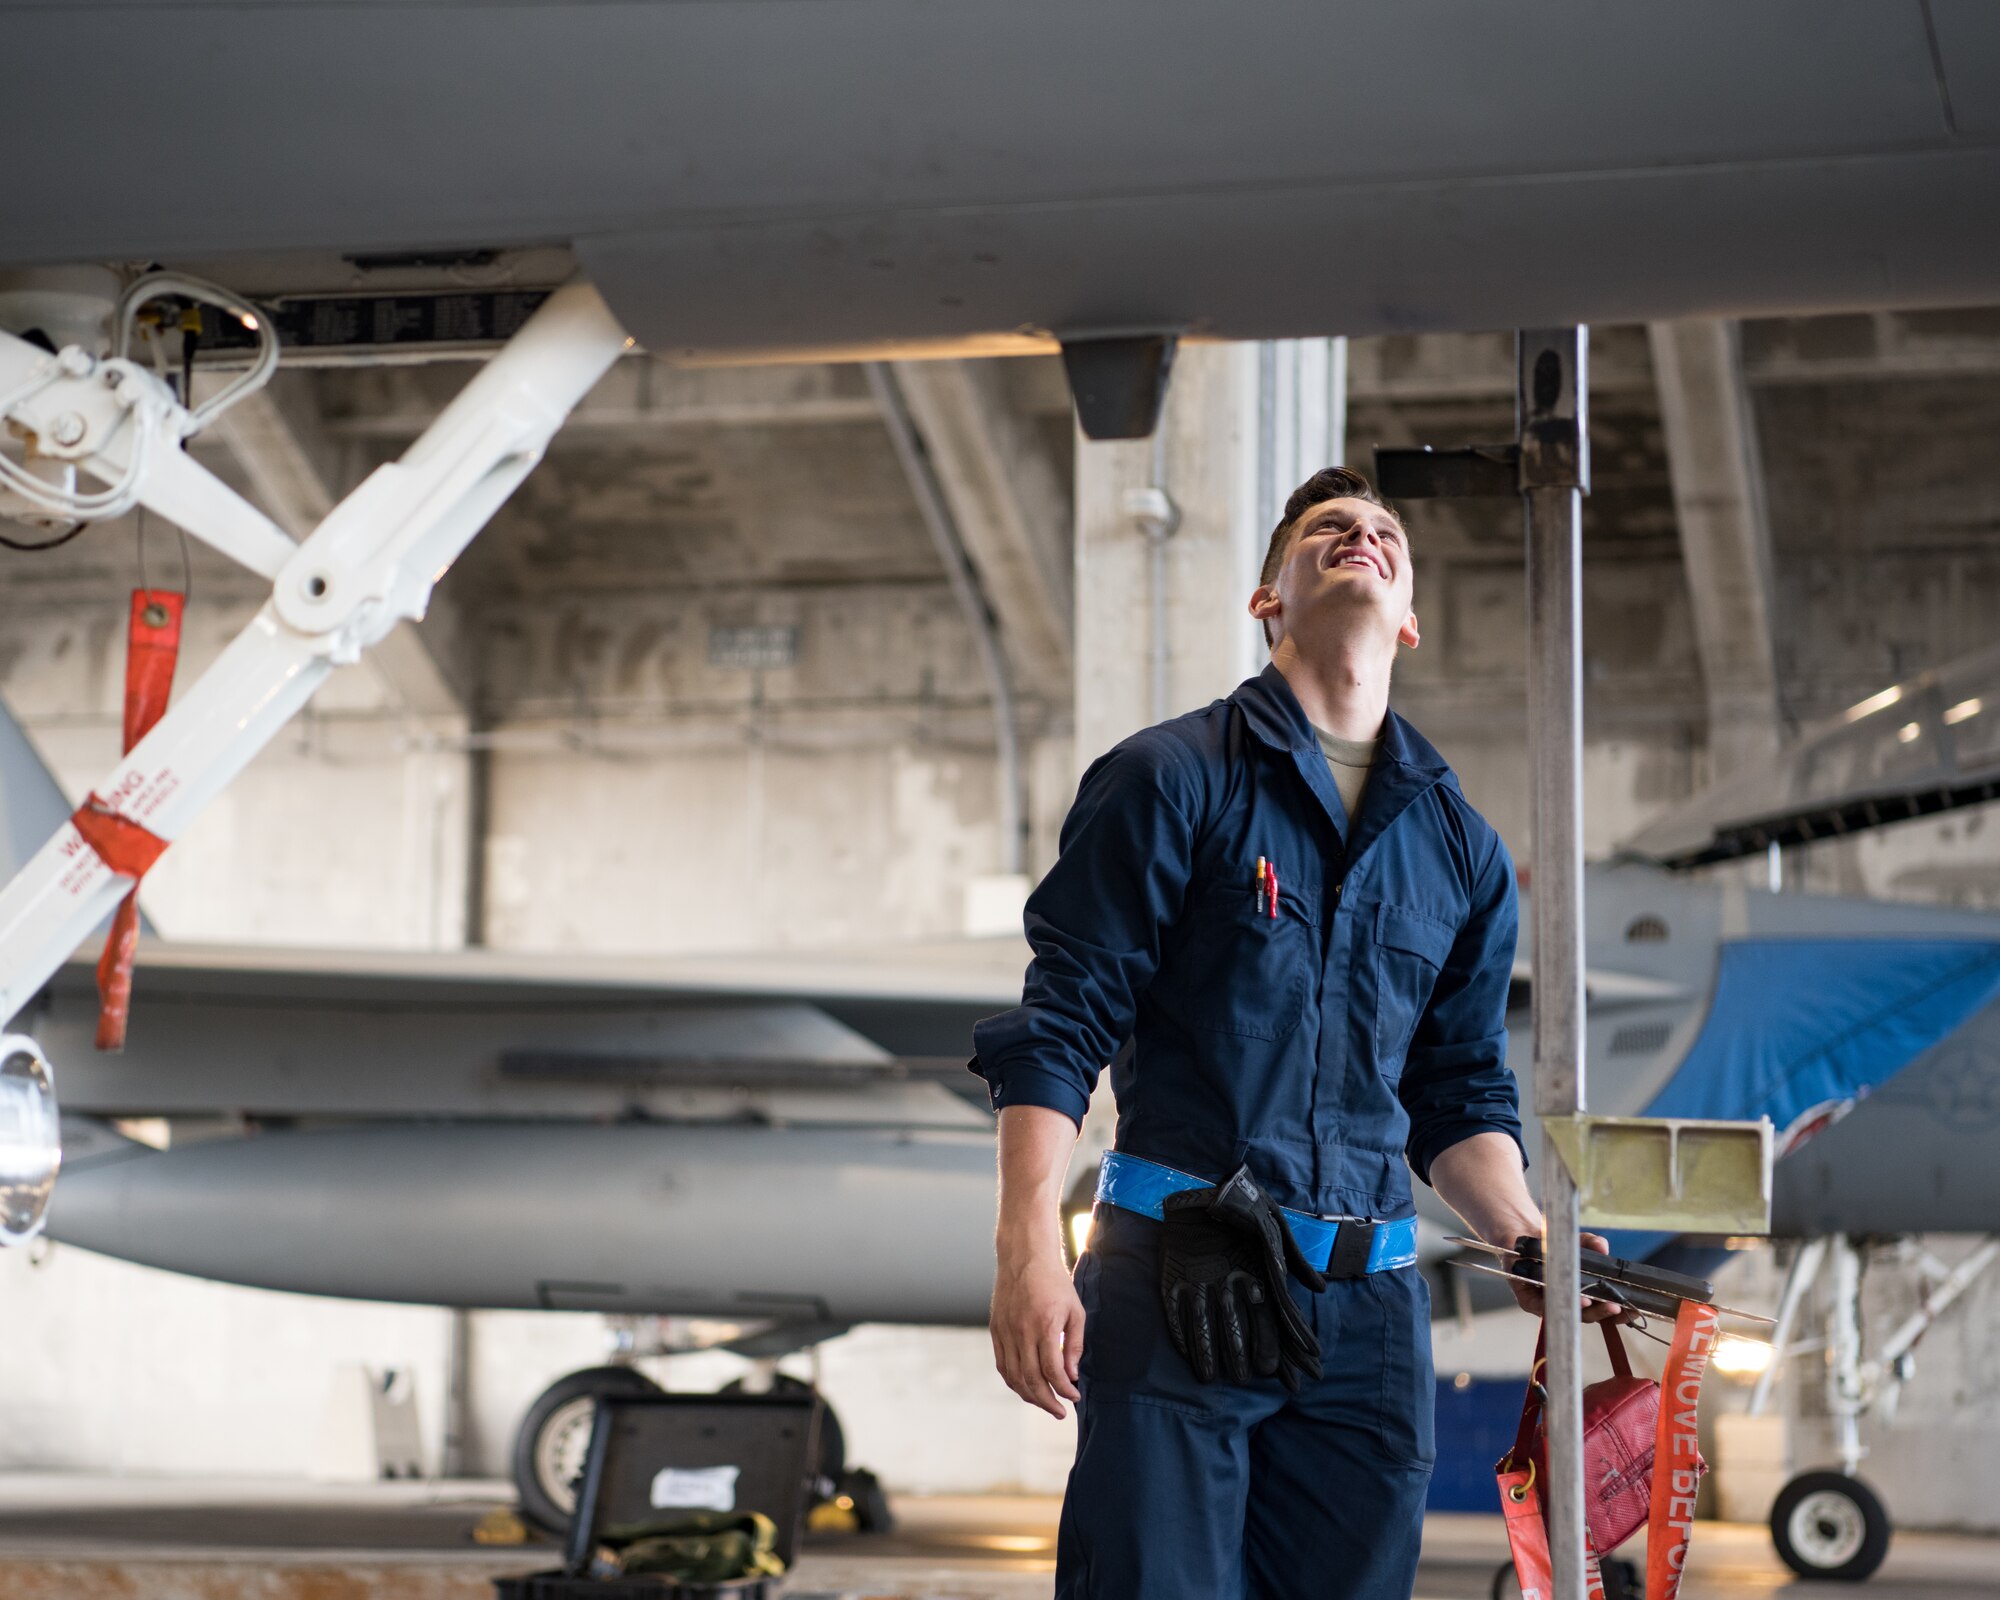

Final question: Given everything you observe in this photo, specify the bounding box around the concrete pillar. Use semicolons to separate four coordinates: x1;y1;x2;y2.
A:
1255;338;1349;536
1074;339;1348;771
1073;346;1271;769
1648;320;1783;779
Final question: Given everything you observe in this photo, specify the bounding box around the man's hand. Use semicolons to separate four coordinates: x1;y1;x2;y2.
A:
1429;1131;1634;1324
990;1105;1087;1417
1503;1231;1633;1325
991;1244;1085;1418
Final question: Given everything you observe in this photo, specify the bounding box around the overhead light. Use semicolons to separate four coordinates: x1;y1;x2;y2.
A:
1069;1209;1093;1260
1944;698;1984;725
238;312;260;332
1844;685;1903;722
1897;722;1922;744
1712;1335;1775;1377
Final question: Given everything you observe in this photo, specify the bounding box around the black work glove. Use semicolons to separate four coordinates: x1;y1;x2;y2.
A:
1158;1166;1328;1392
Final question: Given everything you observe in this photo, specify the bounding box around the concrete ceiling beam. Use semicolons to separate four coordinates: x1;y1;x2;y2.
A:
889;359;1074;701
1648;318;1782;779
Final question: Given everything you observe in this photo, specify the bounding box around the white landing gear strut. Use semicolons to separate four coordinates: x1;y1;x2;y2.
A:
1750;1232;2000;1581
0;277;633;1239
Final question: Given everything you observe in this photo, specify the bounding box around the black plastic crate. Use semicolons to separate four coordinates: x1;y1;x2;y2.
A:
566;1391;820;1573
493;1388;821;1597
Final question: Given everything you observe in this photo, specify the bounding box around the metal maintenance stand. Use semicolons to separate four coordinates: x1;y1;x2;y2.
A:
1519;329;1593;1600
1375;329;1595;1600
1378;334;1774;1600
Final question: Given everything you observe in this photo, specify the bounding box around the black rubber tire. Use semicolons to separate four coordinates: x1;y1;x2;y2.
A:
720;1373;846;1485
511;1364;662;1534
1491;1560;1520;1600
1771;1471;1892;1582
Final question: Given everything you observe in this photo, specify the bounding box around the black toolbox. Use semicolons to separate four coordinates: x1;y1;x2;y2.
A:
496;1389;822;1599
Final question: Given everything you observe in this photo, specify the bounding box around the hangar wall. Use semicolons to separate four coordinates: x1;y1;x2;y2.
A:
4;321;2000;1504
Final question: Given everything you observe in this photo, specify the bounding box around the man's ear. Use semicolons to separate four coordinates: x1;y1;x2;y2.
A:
1248;586;1282;625
1398;611;1421;650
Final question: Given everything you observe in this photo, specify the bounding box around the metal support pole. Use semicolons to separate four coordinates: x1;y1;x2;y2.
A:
1828;1234;1867;1474
1142;425;1178;725
1521;327;1590;1600
441;1307;472;1478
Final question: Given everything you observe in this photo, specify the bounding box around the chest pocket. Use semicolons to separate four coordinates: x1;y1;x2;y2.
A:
1375;903;1457;1071
1154;883;1316;1040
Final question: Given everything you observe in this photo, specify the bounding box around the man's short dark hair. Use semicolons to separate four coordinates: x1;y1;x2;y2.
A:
1257;466;1400;644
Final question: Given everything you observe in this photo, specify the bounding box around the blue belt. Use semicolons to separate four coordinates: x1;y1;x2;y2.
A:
1095;1151;1419;1277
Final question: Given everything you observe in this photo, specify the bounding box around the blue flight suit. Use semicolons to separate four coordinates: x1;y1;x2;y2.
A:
971;663;1522;1600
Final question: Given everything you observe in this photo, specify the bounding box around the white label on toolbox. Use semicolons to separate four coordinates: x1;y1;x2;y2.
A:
649;1465;741;1512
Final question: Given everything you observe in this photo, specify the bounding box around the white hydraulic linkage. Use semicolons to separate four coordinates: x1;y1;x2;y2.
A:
0;279;632;1035
1750;1233;2000;1463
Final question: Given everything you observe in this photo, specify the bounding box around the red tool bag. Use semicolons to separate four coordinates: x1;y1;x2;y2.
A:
1496;1299;1719;1600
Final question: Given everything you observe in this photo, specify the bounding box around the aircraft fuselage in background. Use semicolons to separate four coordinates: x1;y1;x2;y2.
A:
40;860;2000;1323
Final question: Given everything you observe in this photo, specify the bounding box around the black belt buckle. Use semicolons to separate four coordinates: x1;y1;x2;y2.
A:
1326;1219;1376;1279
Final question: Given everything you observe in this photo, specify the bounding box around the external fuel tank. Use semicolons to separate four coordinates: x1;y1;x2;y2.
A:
50;1122;999;1326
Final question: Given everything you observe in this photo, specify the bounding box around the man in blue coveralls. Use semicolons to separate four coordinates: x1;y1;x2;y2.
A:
972;466;1611;1600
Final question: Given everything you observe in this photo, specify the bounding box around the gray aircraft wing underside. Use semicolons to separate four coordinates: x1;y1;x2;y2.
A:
5;4;2000;353
28;933;1028;1125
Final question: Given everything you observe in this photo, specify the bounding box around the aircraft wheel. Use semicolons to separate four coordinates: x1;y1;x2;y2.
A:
512;1365;662;1533
720;1372;846;1486
1771;1471;1891;1582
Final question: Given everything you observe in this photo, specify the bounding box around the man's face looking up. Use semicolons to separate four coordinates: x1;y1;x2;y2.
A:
1249;496;1421;655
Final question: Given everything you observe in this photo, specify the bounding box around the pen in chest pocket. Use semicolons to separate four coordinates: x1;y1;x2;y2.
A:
1254;856;1279;918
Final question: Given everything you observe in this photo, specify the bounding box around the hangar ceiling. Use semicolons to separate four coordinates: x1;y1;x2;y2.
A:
7;309;2000;773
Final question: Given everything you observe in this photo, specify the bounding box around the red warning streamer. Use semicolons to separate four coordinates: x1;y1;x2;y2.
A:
90;590;183;1051
1646;1300;1720;1600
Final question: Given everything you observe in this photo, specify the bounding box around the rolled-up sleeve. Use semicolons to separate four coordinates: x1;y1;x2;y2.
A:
1399;829;1524;1184
969;732;1203;1126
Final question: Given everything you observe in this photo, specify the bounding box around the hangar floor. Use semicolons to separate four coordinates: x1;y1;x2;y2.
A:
0;1477;1994;1599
